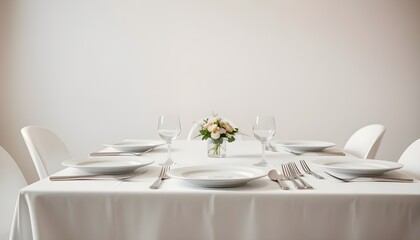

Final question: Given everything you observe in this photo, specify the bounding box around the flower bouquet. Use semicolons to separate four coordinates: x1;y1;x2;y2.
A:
199;115;239;157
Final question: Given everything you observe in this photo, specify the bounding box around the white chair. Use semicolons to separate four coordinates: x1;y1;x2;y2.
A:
343;124;386;159
21;126;71;179
398;139;420;179
187;118;242;141
0;145;27;240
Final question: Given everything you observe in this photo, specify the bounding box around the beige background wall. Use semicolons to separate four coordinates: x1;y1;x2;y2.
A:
1;0;420;183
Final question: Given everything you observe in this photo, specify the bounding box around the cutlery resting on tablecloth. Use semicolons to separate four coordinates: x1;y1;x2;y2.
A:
325;171;414;183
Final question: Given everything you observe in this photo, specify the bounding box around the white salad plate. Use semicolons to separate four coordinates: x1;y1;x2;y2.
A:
104;139;165;152
62;156;154;174
310;158;403;176
274;140;336;153
167;165;267;188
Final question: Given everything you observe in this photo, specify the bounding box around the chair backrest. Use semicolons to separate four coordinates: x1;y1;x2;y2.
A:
343;124;386;159
21;126;71;179
0;146;27;240
187;118;242;141
398;139;420;179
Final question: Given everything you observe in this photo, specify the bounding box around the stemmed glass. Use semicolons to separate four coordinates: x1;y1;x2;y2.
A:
253;116;276;167
158;115;181;166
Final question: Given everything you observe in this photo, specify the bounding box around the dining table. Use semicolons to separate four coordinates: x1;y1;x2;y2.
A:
10;140;420;240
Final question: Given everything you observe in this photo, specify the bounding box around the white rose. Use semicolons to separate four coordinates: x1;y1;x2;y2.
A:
223;123;234;133
211;131;221;139
207;124;218;132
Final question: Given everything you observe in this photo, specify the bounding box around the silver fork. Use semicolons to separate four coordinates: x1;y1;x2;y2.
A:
150;166;170;189
289;162;304;177
300;160;324;179
287;163;313;189
281;164;304;189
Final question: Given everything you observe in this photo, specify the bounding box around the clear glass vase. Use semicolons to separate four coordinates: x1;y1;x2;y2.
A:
207;138;226;158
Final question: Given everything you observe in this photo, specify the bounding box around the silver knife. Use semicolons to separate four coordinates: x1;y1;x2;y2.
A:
325;172;413;183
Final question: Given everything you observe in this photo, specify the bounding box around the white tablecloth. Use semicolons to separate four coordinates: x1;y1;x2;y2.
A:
10;141;420;240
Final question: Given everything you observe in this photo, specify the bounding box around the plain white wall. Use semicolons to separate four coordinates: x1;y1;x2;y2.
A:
1;0;420;183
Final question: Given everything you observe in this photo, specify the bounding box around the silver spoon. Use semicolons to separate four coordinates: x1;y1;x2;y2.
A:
268;170;290;190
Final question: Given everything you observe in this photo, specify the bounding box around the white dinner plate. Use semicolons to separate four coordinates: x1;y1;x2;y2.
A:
62;156;154;174
274;140;336;153
310;158;403;176
104;139;165;152
167;165;267;188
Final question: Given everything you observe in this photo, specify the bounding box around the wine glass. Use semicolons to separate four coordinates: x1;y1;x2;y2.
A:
253;116;276;167
158;115;181;166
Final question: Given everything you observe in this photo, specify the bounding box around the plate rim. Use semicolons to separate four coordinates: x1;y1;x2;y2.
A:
62;156;154;169
310;158;403;173
273;140;336;148
104;139;165;148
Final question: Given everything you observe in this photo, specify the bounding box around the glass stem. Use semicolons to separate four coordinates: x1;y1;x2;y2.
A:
167;141;172;160
261;141;266;163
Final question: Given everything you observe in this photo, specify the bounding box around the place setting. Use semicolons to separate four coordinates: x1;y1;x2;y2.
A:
149;160;326;190
49;156;154;181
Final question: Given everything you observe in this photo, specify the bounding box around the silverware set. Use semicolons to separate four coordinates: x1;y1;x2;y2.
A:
270;160;323;190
